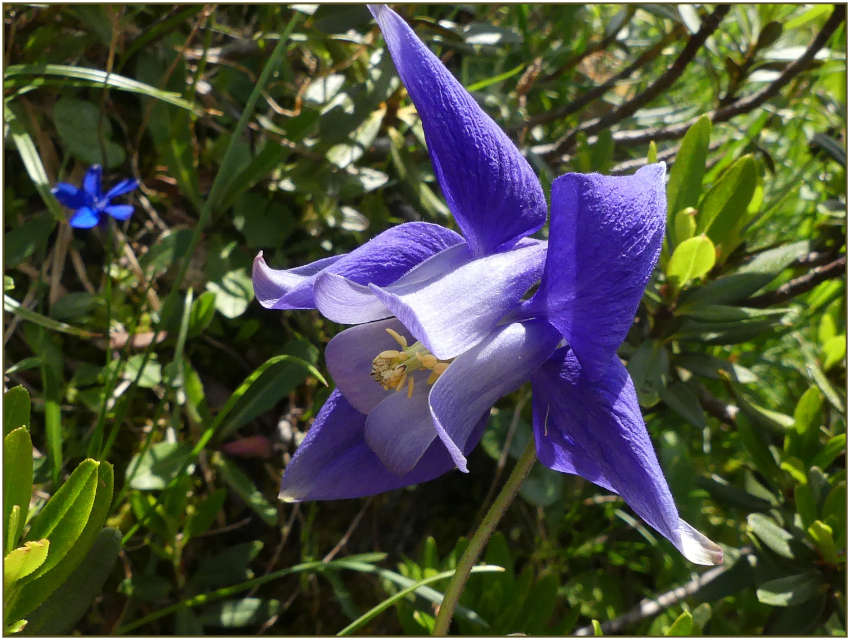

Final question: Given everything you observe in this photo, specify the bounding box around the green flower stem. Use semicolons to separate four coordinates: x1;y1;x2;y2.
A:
432;436;537;636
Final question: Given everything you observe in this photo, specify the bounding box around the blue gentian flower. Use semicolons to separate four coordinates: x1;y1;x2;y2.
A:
257;5;722;566
52;165;139;229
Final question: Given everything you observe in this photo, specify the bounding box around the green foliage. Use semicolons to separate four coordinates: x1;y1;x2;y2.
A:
2;3;845;635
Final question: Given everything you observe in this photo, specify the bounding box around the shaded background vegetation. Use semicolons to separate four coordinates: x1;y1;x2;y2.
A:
3;3;846;635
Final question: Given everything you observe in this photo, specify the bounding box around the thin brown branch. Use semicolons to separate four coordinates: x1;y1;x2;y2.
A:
542;6;730;160
747;256;846;308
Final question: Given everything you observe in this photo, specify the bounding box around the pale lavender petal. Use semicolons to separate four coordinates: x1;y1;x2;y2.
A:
524;164;666;381
105;204;134;221
104;178;139;199
429;320;561;472
253;222;463;311
370;239;547;361
324;318;412;414
370;5;547;257
69;207;100;229
52;183;87;209
314;243;471;324
82;165;102;200
531;348;723;565
279;389;487;502
365;372;436;474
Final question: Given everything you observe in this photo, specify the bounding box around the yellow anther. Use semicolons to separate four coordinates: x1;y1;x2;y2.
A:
377;349;401;360
432;362;449;375
386;328;408;349
395;372;408;392
427;370;439;385
421;354;438;369
407;376;415;399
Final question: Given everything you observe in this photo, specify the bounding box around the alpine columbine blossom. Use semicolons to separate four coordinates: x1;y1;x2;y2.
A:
260;5;722;567
52;165;139;229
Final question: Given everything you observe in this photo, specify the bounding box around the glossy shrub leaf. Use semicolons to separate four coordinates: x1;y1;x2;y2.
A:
212;453;277;526
807;521;838;564
788;387;823;461
188;291;218;338
3;427;33;547
756;572;822;607
126;442;195;491
20;528;121;636
667;235;715;293
3;387;31;438
747;513;794;559
820;334;845;371
11;462;114;621
667;116;711;224
673;207;697;247
736;413;781;483
659;382;706;428
23;459;98;579
665;610;693;636
4;540;49;592
696;155;758;248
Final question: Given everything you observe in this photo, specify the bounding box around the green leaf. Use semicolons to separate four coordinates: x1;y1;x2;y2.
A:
736;414;781;482
666;235;716;293
184;488;227;540
19;528;121;636
5;64;199;113
667;116;711;225
4;295;98;338
627;340;668;407
3;428;33;549
213;454;277;526
206;268;253;319
747;513;794;559
126;442;195;491
807;521;838;564
3;212;56;269
52;97;124;168
788;387;823;461
795;484;818;529
696;155;758;248
592;619;604;636
659;382;706;428
4;540;49;592
821;334;845;371
673;207;697;247
665;610;693;636
822;482;846;543
139;229;195;278
198;598;281;629
756;573;822;607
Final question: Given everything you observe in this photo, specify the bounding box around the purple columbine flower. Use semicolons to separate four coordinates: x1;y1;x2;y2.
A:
52;164;139;229
258;5;722;566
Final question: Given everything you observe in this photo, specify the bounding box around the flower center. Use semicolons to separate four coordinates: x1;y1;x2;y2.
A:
371;328;450;398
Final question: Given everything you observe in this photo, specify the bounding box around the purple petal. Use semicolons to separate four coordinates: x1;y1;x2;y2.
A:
279;388;487;502
365;372;437;474
531;348;723;565
105;178;139;199
314;243;471;324
370;239;547;361
370;5;547;257
524;164;666;381
429;320;561;472
105;204;134;221
82;165;103;200
69;207;100;229
52;183;88;209
325;318;413;414
253;222;463;311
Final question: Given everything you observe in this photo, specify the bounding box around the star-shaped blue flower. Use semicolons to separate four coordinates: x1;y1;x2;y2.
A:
52;165;139;229
254;5;723;566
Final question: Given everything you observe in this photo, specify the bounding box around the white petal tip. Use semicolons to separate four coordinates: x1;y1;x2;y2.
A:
679;519;724;566
279;489;302;503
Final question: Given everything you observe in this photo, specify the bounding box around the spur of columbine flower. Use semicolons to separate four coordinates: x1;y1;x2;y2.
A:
263;5;722;566
52;164;139;229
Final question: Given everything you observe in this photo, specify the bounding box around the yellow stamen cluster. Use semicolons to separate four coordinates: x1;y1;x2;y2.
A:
370;328;452;396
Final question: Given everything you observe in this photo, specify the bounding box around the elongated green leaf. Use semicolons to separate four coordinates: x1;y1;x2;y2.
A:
807;521;837;564
677;305;789;322
697;155;758;247
756;572;822;607
660;382;706;428
213;454;277;526
747;513;794;559
184;488;227;540
667;235;716;293
5;65;199;113
10;462;114;621
4;540;49;593
20;528;121;636
736;413;781;483
4;296;98;338
811;434;846;470
3;428;33;548
24;460;98;577
667;116;711;224
3;387;31;438
673;207;697;247
126;442;195;491
665;610;693;636
198;597;281;629
337;565;504;636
